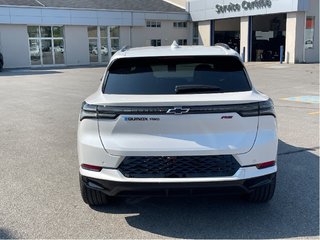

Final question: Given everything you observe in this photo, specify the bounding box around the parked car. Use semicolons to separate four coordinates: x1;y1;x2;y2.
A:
30;45;40;59
0;52;3;71
78;42;278;206
92;46;108;55
54;46;64;53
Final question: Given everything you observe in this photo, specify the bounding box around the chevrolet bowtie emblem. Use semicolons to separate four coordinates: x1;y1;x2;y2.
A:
166;107;190;115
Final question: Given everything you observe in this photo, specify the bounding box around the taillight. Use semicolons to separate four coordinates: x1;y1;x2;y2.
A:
256;161;276;169
81;164;102;172
79;99;275;120
259;99;276;117
80;102;97;121
238;99;276;117
80;102;118;121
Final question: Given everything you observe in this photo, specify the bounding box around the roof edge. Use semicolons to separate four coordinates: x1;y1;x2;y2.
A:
0;4;189;15
162;0;186;10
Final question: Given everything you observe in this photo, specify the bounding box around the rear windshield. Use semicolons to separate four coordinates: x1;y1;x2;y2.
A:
104;56;251;95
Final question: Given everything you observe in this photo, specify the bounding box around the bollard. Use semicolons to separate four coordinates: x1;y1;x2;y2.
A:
280;45;284;64
242;47;246;62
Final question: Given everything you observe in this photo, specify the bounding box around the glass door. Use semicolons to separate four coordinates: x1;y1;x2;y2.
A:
41;39;53;65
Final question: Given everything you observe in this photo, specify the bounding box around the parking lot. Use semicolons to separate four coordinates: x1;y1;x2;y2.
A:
0;63;319;239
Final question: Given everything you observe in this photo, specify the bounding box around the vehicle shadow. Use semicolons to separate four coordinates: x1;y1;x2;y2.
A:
0;228;17;239
91;140;319;239
0;69;62;77
0;65;106;77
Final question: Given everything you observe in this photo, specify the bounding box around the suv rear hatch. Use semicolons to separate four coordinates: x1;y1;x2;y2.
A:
97;56;259;156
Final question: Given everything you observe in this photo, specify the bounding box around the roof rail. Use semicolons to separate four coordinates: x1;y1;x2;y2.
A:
214;43;230;50
120;45;130;52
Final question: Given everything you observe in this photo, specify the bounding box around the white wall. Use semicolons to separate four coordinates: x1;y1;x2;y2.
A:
120;26;131;47
198;21;211;46
0;24;30;68
131;20;191;47
240;17;249;62
0;6;189;27
286;12;306;63
64;26;90;65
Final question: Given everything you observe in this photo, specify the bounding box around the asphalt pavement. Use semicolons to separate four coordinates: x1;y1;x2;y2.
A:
0;63;319;239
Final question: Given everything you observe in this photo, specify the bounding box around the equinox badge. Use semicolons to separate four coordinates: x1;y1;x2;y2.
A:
166;107;190;115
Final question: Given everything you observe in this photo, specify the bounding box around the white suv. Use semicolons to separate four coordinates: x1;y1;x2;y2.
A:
78;42;278;206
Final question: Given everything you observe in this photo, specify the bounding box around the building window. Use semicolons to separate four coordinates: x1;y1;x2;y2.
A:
192;22;199;45
110;26;120;56
178;39;188;45
88;26;120;63
173;22;187;28
88;26;98;63
151;39;161;46
146;21;161;28
28;26;64;66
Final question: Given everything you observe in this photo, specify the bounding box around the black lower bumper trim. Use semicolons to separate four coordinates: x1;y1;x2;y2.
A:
81;173;276;197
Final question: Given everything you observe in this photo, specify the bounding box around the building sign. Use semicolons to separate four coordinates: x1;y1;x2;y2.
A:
216;0;272;14
189;0;308;21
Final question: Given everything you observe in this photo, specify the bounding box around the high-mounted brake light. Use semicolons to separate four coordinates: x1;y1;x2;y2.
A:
81;164;103;172
256;161;276;169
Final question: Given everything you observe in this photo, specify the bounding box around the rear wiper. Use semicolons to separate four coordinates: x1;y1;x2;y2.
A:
175;85;222;94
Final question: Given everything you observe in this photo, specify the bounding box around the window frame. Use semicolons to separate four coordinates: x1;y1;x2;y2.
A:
27;25;65;66
146;20;161;28
150;39;162;47
173;21;188;28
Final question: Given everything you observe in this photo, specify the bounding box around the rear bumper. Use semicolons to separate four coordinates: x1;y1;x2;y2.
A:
80;173;276;197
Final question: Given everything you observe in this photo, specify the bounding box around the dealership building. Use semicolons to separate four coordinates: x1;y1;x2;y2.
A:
0;0;190;68
188;0;319;63
0;0;318;68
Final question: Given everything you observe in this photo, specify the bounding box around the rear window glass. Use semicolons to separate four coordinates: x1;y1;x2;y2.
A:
104;56;251;95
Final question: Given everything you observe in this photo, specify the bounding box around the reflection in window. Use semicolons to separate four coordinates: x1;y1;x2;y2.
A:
89;39;98;63
53;26;63;38
88;26;97;38
41;26;52;38
41;39;53;65
110;26;120;56
100;26;108;62
28;26;64;65
54;39;64;64
110;26;120;37
29;39;41;65
88;26;121;63
88;27;98;63
28;26;40;38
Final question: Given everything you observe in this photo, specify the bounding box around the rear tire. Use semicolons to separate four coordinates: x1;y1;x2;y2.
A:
0;62;3;72
247;175;276;203
80;175;109;206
